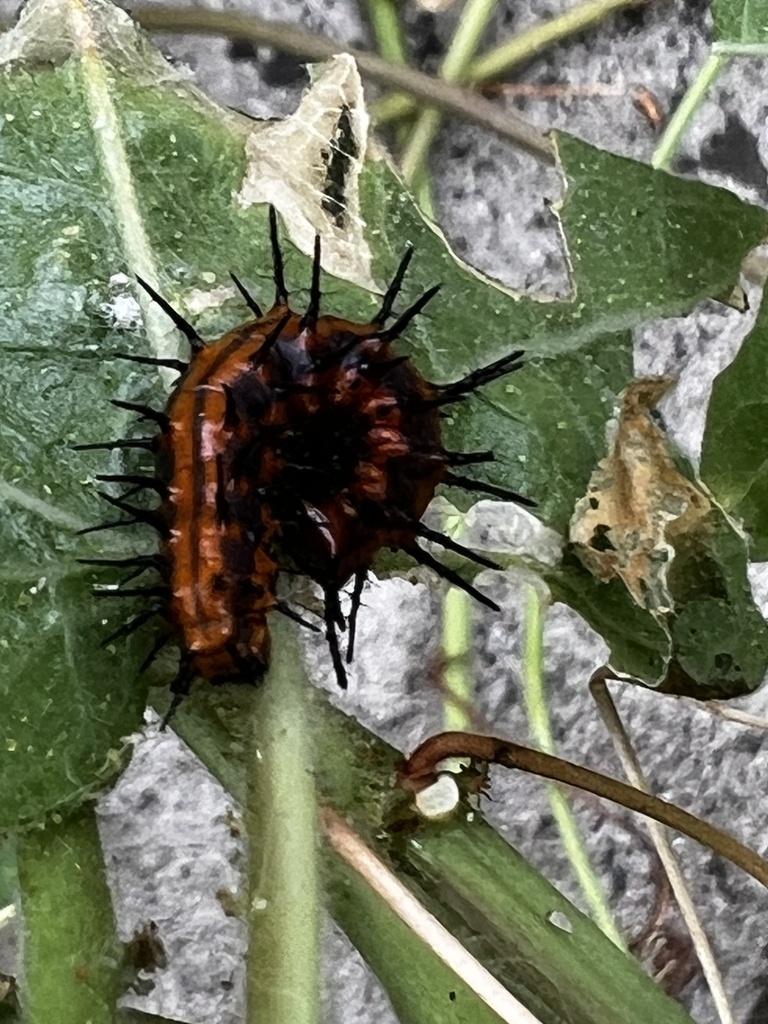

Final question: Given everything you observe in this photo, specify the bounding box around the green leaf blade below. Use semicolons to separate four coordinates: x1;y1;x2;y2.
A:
0;571;150;826
701;298;768;559
17;809;122;1024
0;40;158;825
712;0;768;44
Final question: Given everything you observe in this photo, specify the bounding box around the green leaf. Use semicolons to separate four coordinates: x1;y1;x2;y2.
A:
0;571;149;826
16;809;122;1024
355;135;767;532
712;0;768;44
352;134;768;697
2;0;767;830
169;681;695;1024
0;838;16;910
562;377;768;697
327;852;516;1024
701;298;768;557
403;828;689;1024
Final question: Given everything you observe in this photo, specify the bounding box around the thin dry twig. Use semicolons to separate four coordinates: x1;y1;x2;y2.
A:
483;82;625;98
400;732;768;889
574;791;700;995
589;675;736;1024
687;699;768;733
129;6;555;165
321;806;546;1024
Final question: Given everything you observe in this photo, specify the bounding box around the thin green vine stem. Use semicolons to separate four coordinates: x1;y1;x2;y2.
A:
443;586;474;732
471;0;643;83
361;1;437;210
374;0;648;127
522;586;627;951
443;0;500;82
652;54;730;171
401;0;499;183
246;617;321;1024
712;41;768;56
363;0;408;66
413;169;436;218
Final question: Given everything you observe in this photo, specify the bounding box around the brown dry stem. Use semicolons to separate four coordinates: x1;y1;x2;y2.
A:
399;731;768;890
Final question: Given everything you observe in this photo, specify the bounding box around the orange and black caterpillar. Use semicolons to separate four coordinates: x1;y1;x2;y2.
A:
76;208;531;712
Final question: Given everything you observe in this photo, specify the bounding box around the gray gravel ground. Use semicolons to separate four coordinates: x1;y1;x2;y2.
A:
7;0;768;1021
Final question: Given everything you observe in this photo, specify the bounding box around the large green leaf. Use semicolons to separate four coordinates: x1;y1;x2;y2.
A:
2;0;768;831
16;810;122;1024
0;838;16;910
712;0;768;44
701;297;768;556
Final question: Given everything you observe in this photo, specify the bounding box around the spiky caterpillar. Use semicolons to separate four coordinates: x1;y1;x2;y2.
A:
77;207;530;712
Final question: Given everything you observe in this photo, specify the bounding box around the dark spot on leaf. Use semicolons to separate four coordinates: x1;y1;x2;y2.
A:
714;652;732;673
589;523;615;552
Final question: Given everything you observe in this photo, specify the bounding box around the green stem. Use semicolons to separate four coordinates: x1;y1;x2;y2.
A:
442;587;474;732
712;41;768;56
361;0;430;201
246;617;320;1024
443;0;500;82
523;587;626;950
401;0;499;183
399;106;441;185
363;0;408;66
374;0;646;126
471;0;642;83
0;833;17;914
16;809;121;1024
652;54;730;171
413;169;436;218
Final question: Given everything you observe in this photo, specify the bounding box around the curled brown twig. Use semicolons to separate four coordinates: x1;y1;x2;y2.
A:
399;731;768;890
